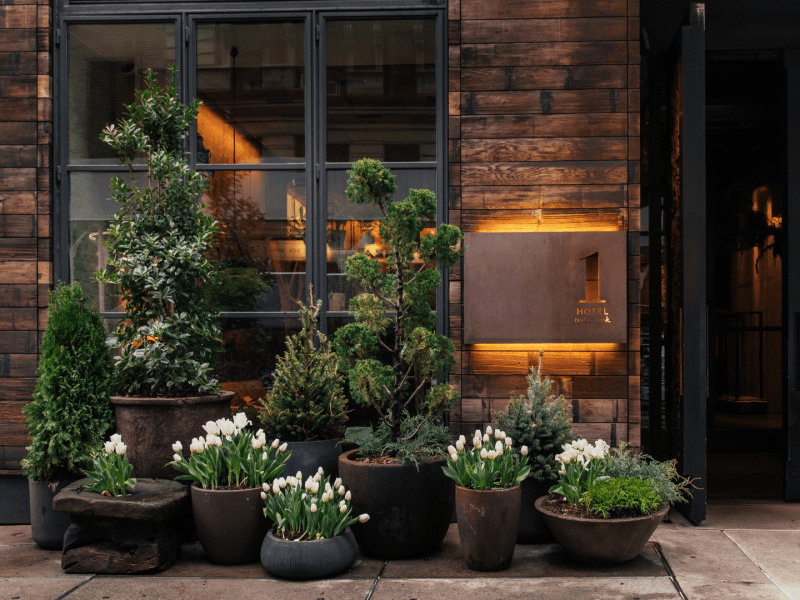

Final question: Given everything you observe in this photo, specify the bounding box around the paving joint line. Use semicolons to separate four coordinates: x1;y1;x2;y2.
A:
723;530;794;600
652;542;688;600
53;575;96;600
364;560;388;600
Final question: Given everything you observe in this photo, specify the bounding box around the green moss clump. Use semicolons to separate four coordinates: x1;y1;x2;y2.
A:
581;477;663;519
21;282;115;482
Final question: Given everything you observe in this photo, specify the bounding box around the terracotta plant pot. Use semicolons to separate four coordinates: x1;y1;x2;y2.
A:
455;485;521;571
283;438;342;480
517;477;555;543
535;495;670;565
110;392;234;479
338;449;454;558
260;526;358;579
191;485;269;565
29;479;75;549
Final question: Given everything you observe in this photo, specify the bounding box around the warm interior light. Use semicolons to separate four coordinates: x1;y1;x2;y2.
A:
197;103;261;164
468;343;626;352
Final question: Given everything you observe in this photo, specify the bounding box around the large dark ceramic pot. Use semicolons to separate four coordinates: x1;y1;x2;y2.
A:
260;526;358;579
517;477;555;543
283;438;341;480
535;495;670;565
29;479;75;549
338;449;454;558
455;485;521;571
110;392;234;479
191;485;269;565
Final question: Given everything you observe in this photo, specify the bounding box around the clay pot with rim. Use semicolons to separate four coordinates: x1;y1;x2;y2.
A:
260;526;358;579
29;479;76;549
337;448;454;558
191;484;270;565
455;484;521;571
109;392;234;479
283;438;341;480
535;495;670;565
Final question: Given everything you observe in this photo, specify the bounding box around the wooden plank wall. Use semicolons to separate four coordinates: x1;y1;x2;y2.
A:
447;0;641;447
0;0;51;473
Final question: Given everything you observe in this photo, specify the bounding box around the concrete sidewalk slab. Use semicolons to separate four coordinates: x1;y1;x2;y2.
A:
0;526;65;578
0;577;91;600
370;577;680;599
725;530;800;600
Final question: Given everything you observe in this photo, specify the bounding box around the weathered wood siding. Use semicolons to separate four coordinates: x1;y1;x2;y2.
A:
448;0;641;446
0;0;51;473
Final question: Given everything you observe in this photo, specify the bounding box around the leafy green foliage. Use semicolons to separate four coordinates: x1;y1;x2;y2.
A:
97;66;221;397
605;443;692;506
580;477;663;519
495;351;575;481
333;159;465;452
343;413;452;465
548;439;611;506
202;265;270;312
258;293;348;441
442;428;530;490
83;435;136;497
22;282;115;482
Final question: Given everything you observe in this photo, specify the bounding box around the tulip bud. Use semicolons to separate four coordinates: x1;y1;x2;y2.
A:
110;433;122;444
279;478;286;488
495;440;503;453
104;441;115;454
272;483;280;494
488;450;497;460
115;443;127;455
340;505;347;514
272;439;279;449
312;482;319;494
263;482;270;492
483;434;490;443
279;442;288;453
505;437;512;447
480;448;488;459
451;454;458;463
456;440;464;452
173;453;181;463
338;485;346;496
345;491;352;501
486;425;493;436
172;441;182;453
458;435;466;445
260;491;267;500
298;471;304;481
262;451;268;461
325;482;332;493
447;445;456;455
521;445;529;456
334;477;342;489
358;514;370;523
310;504;317;513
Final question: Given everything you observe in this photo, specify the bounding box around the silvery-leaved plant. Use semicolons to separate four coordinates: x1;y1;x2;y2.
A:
262;467;369;541
441;426;531;491
167;413;290;489
548;438;611;506
83;434;137;497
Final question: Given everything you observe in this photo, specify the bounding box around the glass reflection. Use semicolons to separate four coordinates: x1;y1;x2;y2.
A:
326;19;436;163
197;22;305;164
68;23;175;164
203;170;306;312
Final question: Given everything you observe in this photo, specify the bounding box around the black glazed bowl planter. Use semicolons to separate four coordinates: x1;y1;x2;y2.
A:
534;495;670;565
338;449;454;559
260;526;358;579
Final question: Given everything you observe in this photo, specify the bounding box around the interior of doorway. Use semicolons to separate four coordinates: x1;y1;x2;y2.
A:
705;51;784;499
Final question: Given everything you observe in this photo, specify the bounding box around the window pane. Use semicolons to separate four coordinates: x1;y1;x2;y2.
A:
197;22;306;164
326;169;436;309
326;19;436;163
203;170;307;312
69;171;149;312
68;23;175;164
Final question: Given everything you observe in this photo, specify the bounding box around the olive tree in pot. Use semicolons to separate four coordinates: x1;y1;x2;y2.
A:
98;67;232;479
258;290;348;479
22;282;115;549
333;158;465;559
494;350;575;543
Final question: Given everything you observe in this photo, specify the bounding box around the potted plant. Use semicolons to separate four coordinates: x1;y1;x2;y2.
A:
52;434;190;574
494;350;575;543
535;440;692;565
21;282;115;549
260;468;369;578
332;158;464;559
97;66;233;479
167;413;290;564
258;289;348;478
442;427;530;571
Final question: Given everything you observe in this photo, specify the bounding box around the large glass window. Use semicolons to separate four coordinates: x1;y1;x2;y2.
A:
62;11;442;391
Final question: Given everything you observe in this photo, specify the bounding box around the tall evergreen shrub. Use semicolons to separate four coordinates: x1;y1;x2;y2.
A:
21;282;115;482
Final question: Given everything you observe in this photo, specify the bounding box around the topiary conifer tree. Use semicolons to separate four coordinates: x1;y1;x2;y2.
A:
258;291;348;441
333;159;464;449
22;282;115;482
495;351;576;481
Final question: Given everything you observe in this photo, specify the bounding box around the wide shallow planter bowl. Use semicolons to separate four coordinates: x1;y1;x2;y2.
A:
455;485;521;571
283;438;341;480
191;484;269;565
517;477;555;544
535;495;670;565
338;449;454;559
110;392;234;479
260;526;358;579
29;479;75;549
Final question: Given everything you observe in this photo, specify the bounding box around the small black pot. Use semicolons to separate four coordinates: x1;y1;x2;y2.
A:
260;526;358;579
283;438;341;480
517;477;555;543
338;449;454;559
29;479;74;549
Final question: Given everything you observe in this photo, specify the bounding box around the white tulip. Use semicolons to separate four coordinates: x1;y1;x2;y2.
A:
480;448;488;459
263;482;270;492
458;435;467;445
279;442;288;453
451;454;458;463
447;445;457;455
337;485;345;496
104;441;115;454
202;421;220;436
487;450;497;460
345;491;352;501
115;443;127;455
262;452;268;461
305;477;314;491
232;412;249;430
340;505;347;514
312;481;319;494
325;482;332;493
225;435;233;442
321;491;329;502
310;504;317;513
474;439;482;450
110;433;122;445
215;436;223;447
173;453;181;463
486;425;493;436
302;493;307;499
298;471;304;481
272;439;279;449
272;483;280;495
260;491;266;500
505;437;513;447
455;440;464;452
483;434;490;443
278;478;286;488
358;514;370;523
172;441;182;453
205;433;218;447
313;472;322;482
219;420;236;437
495;440;503;453
333;477;342;489
521;446;529;456
256;429;264;437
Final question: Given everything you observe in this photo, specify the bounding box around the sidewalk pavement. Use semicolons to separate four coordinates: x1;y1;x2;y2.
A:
2;499;799;600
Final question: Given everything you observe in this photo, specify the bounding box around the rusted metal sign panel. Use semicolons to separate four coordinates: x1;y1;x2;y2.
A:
463;232;628;344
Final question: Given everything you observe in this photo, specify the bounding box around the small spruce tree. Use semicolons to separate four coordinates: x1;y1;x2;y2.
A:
333;159;464;453
259;291;348;441
495;351;576;481
22;282;115;482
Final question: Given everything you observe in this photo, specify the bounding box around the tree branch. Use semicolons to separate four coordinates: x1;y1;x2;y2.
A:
402;415;430;442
